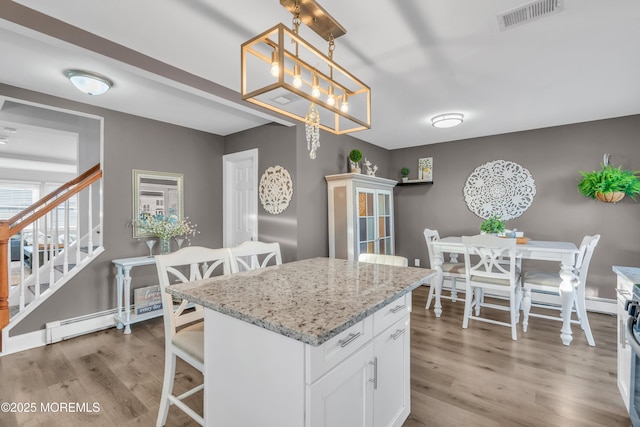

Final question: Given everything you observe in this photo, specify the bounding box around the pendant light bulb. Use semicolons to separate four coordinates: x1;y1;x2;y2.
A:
327;85;335;106
311;74;321;98
340;94;349;113
270;50;279;77
292;64;302;88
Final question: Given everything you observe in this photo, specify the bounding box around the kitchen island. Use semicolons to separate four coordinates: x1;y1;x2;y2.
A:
167;257;434;427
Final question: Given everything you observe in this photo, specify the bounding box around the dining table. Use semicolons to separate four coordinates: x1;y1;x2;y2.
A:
430;236;579;346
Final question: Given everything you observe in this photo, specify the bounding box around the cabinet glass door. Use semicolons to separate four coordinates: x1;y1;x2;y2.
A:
358;190;376;255
357;188;393;256
376;192;392;255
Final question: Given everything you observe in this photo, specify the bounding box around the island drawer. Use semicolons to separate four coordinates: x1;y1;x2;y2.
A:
306;315;374;383
373;293;412;336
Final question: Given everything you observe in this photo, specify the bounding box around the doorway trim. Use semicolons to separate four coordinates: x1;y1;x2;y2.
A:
223;148;258;248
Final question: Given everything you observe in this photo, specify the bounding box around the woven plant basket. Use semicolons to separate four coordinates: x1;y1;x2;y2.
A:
595;191;625;203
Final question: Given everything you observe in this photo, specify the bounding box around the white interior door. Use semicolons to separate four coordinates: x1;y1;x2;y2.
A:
223;149;258;248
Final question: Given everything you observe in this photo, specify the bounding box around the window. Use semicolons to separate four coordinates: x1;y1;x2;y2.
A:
0;181;39;221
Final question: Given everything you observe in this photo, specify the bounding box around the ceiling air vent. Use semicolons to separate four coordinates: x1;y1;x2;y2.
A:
498;0;564;31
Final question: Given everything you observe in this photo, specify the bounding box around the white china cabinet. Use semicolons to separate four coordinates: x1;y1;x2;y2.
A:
326;173;397;261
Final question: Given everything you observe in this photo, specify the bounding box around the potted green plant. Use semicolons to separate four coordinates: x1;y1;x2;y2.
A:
400;167;410;183
480;215;506;235
577;164;640;203
349;149;362;173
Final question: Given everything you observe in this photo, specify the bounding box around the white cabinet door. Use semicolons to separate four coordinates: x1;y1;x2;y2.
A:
618;288;632;412
374;316;411;427
308;343;375;427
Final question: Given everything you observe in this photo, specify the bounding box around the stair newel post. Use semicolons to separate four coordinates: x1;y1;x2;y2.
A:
0;221;10;352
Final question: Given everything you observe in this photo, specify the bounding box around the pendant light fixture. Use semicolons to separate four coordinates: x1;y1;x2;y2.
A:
64;70;113;95
241;0;371;135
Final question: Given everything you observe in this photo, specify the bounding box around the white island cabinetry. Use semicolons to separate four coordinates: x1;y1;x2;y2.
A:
613;265;638;412
308;294;411;427
168;258;431;427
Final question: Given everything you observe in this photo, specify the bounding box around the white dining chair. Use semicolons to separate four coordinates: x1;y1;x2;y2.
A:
229;240;282;273
154;246;233;427
521;234;600;346
424;228;467;309
358;253;408;266
462;234;522;341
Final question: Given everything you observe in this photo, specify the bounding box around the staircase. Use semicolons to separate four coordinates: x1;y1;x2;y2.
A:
0;164;103;353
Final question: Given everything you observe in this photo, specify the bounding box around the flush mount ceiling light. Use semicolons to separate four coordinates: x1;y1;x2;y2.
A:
431;113;464;128
241;0;371;135
63;70;113;95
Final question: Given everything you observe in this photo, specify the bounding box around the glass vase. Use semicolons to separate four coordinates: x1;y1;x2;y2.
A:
159;237;171;255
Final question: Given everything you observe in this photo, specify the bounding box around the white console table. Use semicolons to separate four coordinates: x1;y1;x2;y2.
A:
112;255;158;334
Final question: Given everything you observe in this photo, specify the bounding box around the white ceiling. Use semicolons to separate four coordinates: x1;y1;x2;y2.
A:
1;0;639;150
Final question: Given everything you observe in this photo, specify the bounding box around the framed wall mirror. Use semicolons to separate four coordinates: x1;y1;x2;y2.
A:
132;169;183;238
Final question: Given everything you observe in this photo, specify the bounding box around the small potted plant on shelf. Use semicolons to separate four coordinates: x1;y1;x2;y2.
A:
480;215;506;235
349;149;362;173
401;167;410;183
578;163;640;203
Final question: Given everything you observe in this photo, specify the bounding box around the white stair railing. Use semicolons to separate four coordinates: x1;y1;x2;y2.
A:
4;167;103;321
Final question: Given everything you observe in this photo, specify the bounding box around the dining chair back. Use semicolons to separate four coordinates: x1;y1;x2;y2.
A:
229;240;282;273
462;234;521;340
521;234;600;346
154;246;233;426
358;253;408;266
423;228;467;310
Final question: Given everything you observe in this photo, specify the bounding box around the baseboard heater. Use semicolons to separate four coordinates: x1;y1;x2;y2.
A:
45;308;117;344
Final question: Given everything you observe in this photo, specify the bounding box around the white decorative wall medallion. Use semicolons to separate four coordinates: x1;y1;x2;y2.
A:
259;165;293;215
463;160;536;220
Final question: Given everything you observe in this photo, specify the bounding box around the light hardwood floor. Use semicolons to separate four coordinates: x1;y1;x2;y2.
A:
0;285;630;426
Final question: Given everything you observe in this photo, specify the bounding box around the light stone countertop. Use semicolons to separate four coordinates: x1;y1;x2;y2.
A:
613;266;640;284
166;257;434;346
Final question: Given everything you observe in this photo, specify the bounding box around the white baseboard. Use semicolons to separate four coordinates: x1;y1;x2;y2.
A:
422;283;617;315
0;329;47;356
1;308;117;357
1;293;617;357
585;296;616;315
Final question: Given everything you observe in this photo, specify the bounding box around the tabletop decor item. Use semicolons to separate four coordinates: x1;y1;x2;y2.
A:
134;212;197;254
464;159;536;220
349;149;362;173
259;165;293;214
401;166;410;182
364;158;378;176
577;163;640;203
480;215;506;235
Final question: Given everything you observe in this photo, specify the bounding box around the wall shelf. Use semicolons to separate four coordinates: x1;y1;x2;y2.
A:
397;180;433;186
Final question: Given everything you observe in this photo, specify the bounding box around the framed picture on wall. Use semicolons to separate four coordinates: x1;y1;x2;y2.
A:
418;157;433;181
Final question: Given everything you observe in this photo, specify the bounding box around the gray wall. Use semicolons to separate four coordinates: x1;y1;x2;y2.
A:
390;115;640;300
2;84;224;335
224;123;298;263
295;126;391;260
5;79;638;334
224;123;391;262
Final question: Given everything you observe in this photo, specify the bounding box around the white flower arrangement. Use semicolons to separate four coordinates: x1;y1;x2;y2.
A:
134;212;197;240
